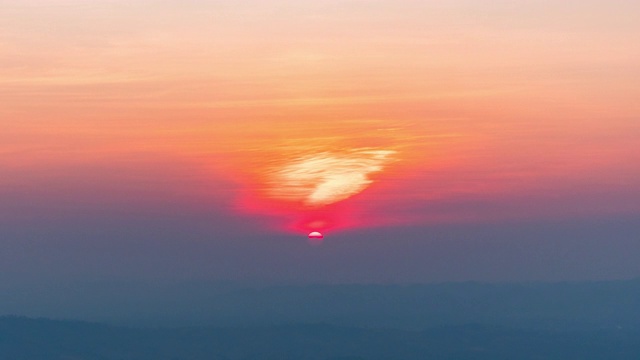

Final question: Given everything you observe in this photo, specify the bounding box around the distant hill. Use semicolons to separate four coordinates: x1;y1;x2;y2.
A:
1;316;639;360
2;279;640;330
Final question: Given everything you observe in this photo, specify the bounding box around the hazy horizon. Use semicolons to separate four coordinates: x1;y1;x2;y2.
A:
2;0;640;307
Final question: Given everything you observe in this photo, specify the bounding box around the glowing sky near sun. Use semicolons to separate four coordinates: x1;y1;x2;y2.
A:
1;0;640;236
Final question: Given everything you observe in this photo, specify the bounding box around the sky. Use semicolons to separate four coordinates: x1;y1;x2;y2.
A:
1;0;640;287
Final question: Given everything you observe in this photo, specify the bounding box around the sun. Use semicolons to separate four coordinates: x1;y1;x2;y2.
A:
307;231;324;245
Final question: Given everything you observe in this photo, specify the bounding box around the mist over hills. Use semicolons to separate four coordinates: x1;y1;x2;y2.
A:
3;279;640;358
2;317;640;360
2;279;640;330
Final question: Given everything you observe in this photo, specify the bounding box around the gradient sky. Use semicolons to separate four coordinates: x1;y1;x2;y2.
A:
1;0;640;286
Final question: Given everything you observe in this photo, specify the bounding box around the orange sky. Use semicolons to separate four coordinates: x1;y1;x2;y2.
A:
2;0;640;234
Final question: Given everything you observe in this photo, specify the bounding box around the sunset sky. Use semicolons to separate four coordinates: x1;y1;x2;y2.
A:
1;0;640;285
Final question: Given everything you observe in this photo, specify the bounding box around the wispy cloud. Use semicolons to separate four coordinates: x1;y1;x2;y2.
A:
266;149;396;206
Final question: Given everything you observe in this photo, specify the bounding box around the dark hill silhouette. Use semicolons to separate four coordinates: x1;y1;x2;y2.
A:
1;317;640;360
3;279;640;359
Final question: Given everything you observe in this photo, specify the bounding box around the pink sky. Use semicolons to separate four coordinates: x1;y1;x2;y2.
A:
2;0;640;235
